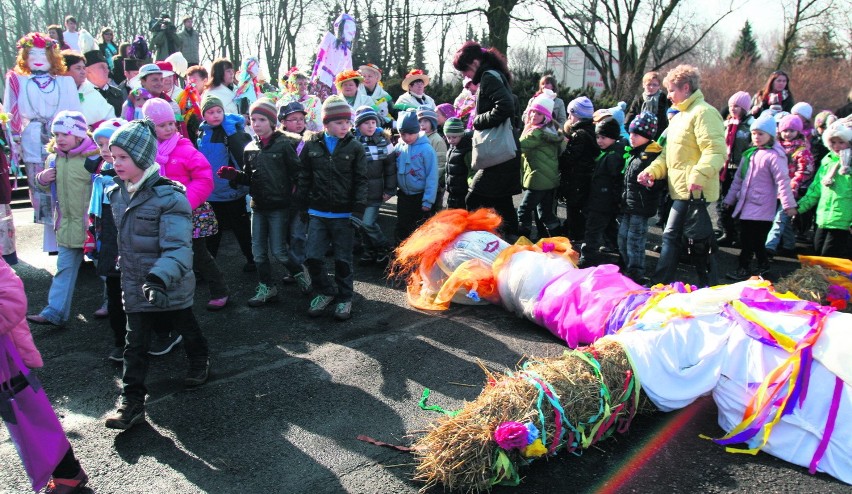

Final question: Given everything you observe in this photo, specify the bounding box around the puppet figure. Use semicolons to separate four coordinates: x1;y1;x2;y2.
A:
311;13;357;100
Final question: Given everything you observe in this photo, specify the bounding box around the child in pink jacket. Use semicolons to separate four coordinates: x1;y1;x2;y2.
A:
723;115;797;280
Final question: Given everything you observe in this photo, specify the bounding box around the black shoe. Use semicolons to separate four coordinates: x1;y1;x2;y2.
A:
185;359;210;387
776;247;796;258
148;333;183;356
105;401;145;430
358;250;376;266
243;262;257;273
108;347;124;362
374;249;391;266
765;249;776;261
725;268;750;281
757;263;771;277
651;244;662;253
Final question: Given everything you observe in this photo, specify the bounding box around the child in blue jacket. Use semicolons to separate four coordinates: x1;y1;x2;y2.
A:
394;110;438;244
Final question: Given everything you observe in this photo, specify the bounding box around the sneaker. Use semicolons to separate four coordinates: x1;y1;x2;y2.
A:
44;468;88;494
243;261;257;273
308;294;334;317
185;359;210;387
93;303;109;319
333;301;352;321
148;333;183;356
206;295;229;311
725;268;750;281
247;283;279;307
105;401;145;430
108;347;124;362
294;272;313;295
358;250;376;266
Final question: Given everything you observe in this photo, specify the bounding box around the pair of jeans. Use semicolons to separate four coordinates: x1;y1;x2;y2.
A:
193;238;229;299
355;204;390;251
288;207;308;265
395;192;430;244
651;199;688;284
466;191;519;237
305;216;355;302
122;308;209;404
517;188;559;235
207;198;254;263
252;208;302;285
39;246;84;325
617;214;650;277
765;203;796;252
105;275;127;348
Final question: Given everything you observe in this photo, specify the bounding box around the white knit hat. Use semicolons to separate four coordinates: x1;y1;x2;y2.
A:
529;89;556;121
823;119;852;148
791;102;813;121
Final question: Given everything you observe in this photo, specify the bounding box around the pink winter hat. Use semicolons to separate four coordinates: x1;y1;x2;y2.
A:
778;114;803;133
141;97;176;125
436;103;457;119
728;91;751;111
529;89;556;121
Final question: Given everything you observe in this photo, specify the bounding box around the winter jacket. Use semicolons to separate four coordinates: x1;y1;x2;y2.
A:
796;153;852;230
231;131;300;210
469;66;522;197
426;131;448;188
38;140;99;248
198;114;252;202
625;91;670;140
395;133;439;208
158;136;214;209
358;84;393;123
344;92;375;113
622;141;666;217
586;141;627;214
779;138;815;196
446;132;473;209
297;131;368;214
394;92;436;112
177;27;200;63
520;126;564;190
644;89;726;201
79;80;118;125
559;119;599;205
356;130;397;205
0;258;43;368
724;144;797;222
108;167;195;313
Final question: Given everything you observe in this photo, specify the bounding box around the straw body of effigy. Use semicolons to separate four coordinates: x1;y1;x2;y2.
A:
413;339;654;493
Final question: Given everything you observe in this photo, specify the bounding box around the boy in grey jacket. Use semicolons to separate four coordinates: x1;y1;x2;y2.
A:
104;120;210;430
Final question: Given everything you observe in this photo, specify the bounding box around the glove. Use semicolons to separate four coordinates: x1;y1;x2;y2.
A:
142;274;169;309
217;166;239;180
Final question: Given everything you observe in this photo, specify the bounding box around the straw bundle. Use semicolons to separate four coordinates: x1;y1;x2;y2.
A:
413;340;655;493
774;265;840;304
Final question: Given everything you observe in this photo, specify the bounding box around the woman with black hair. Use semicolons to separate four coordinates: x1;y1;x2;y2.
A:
452;41;522;238
205;58;238;114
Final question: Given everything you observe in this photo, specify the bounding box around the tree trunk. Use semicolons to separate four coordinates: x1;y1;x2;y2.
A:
486;0;518;56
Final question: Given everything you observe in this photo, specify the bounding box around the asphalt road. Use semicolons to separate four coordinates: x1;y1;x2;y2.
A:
1;203;848;494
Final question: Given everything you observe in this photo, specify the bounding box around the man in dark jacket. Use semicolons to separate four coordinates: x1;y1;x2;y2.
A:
149;13;181;61
84;50;123;117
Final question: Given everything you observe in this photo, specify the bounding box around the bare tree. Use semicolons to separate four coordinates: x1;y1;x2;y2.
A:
539;0;734;100
509;44;543;79
257;0;306;83
775;0;835;70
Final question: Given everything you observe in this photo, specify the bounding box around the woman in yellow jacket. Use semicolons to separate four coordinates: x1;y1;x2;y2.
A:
637;65;726;285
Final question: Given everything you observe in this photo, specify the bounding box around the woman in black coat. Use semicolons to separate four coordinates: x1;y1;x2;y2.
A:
452;41;521;238
624;71;670;140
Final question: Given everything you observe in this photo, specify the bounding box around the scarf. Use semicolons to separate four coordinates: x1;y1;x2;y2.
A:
764;90;789;106
156;133;180;168
738;145;772;180
234;57;260;100
126;163;161;195
725;118;740;163
641;91;660;115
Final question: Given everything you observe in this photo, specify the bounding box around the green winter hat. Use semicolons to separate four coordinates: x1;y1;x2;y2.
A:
443;117;465;137
201;94;224;116
109;120;158;169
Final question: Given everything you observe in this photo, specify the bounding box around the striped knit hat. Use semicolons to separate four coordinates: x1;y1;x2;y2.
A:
354;106;379;127
51;111;89;139
110;120;158;169
416;106;439;131
567;96;594;119
322;95;353;124
628;111;658;140
443;117;465;137
250;98;278;123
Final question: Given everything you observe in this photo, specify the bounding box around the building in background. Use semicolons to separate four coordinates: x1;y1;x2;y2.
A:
545;45;619;95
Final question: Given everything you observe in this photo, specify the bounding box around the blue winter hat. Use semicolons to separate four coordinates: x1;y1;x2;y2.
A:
567;96;594;119
398;110;420;134
92;118;128;142
416;105;438;131
751;114;777;137
354;105;379;127
628;111;658;140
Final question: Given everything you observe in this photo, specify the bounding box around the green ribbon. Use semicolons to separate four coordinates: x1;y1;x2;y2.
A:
418;388;460;417
491;450;521;486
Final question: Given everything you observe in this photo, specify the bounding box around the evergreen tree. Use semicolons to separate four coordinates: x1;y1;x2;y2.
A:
729;21;761;65
361;11;384;69
806;30;844;61
480;29;490;48
466;24;477;42
413;20;425;70
351;2;363;67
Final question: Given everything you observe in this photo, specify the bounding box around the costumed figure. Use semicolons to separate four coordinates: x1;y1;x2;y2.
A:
394;69;436;112
3;33;81;253
334;70;374;113
311;13;357;100
233;56;263;113
357;64;393;125
453;77;478;130
390;209;852;492
277;68;323;132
